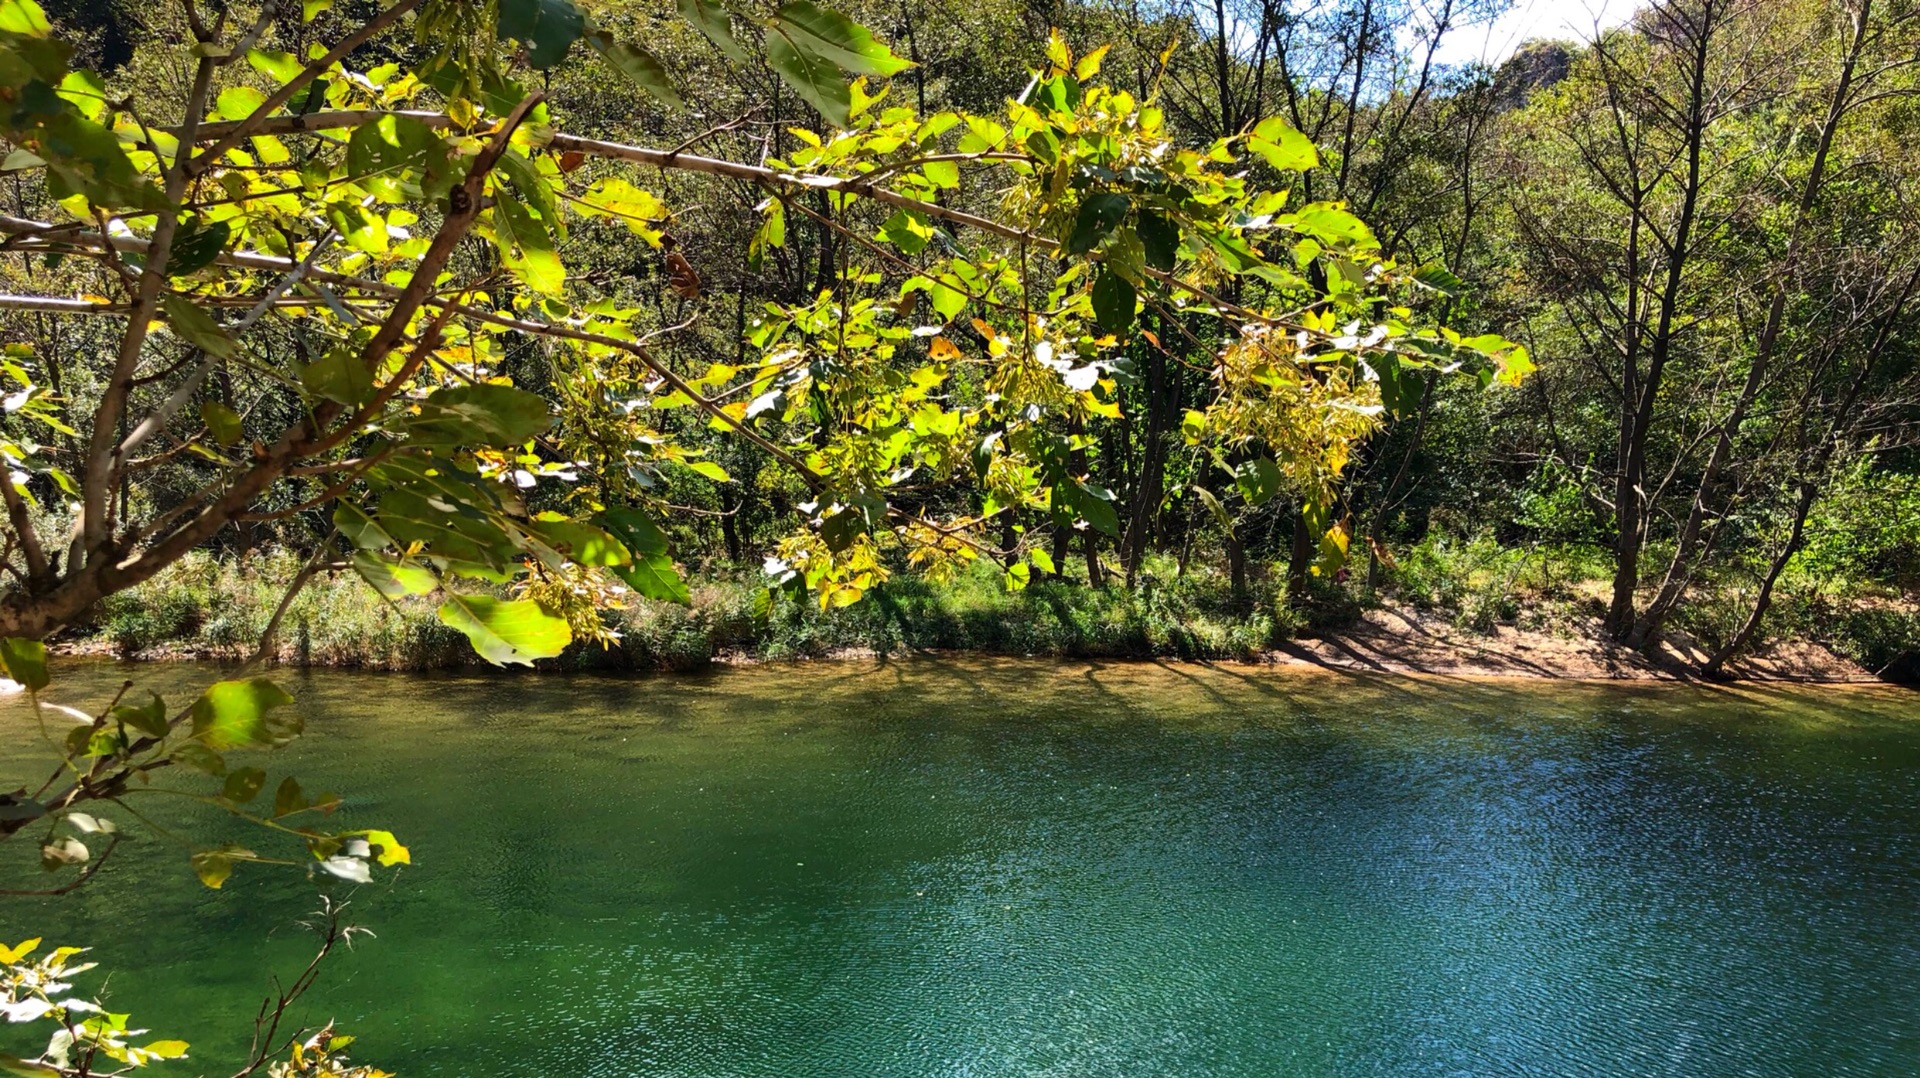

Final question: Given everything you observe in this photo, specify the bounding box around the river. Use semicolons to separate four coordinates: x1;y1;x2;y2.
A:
2;660;1917;1076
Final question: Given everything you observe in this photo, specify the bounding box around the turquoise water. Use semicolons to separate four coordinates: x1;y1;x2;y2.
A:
2;660;1918;1076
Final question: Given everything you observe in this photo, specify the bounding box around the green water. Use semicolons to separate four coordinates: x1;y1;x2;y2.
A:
2;660;1918;1076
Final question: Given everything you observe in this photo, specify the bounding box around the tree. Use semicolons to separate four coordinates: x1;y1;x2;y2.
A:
1506;0;1920;654
0;0;1524;1069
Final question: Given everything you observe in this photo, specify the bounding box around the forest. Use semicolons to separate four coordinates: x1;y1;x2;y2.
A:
3;0;1912;685
0;0;1915;1072
0;0;1911;681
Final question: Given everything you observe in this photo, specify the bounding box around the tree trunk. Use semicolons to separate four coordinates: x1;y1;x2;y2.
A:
1629;1;1870;649
1226;528;1248;612
1287;511;1313;602
1704;482;1815;676
1122;339;1171;587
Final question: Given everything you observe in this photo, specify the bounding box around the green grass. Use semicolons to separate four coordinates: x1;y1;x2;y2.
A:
77;552;1301;671
72;543;1919;677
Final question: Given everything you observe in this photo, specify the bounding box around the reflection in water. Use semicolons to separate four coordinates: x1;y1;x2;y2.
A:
1;660;1917;1076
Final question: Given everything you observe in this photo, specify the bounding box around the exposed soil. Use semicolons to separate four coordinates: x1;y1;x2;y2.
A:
46;605;1889;683
1266;605;1879;683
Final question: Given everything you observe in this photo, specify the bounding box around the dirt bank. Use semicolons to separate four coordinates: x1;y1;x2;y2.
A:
48;603;1892;683
1266;606;1879;682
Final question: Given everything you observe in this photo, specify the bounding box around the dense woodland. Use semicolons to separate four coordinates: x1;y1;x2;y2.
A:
0;0;1914;1070
6;0;1914;681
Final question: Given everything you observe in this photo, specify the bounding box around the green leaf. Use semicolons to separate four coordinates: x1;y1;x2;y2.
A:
272;776;305;817
1411;264;1466;297
922;158;958;189
160;296;236;359
1074;480;1119;537
676;0;748;62
215;85;265;122
1090;267;1135;336
748;197;785;268
5;79;160;210
200;400;242;445
404;383;553;447
688;460;731;481
334;502;393;551
496;148;561;233
1028;547;1055;575
0;0;53;36
928;277;965;321
169;742;224;775
1314;518;1350;577
819;505;868;552
1137;210;1179;272
527;518;631;567
54;69;104;119
299;348;373;406
490;188;565;295
574;176;668;240
325;200;387;254
169;218;230;274
877;208;933;254
1291;203;1375;249
0;637;47;691
772;1;911;76
1205;229;1263;273
221;767;266;803
1065;193;1128;255
190;678;297;751
351;551;437;599
112;692;168;738
1004;561;1030;591
345;114;451;201
1234;456;1283;506
616;551;690;605
1033;74;1078;113
437;594;571;666
245;47;302;84
0;1056;62;1078
497;0;585;69
375;489;518;575
599;505;669;555
767;25;850;129
1247;116;1318;172
587;32;682;108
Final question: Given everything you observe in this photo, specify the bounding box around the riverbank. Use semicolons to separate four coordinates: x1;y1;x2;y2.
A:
56;550;1913;684
1265;606;1878;682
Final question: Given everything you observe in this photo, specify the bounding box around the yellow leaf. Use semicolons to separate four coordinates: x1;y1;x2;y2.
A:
140;1040;190;1060
1074;45;1110;81
1045;28;1071;74
1497;345;1535;387
0;938;40;964
928;336;961;361
360;829;410;867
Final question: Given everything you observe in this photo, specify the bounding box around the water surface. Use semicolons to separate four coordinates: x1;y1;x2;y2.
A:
2;660;1917;1076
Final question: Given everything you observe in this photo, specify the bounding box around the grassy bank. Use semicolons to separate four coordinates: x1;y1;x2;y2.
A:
72;542;1920;679
80;551;1300;671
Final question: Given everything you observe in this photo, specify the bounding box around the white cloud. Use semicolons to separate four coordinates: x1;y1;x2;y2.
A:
1434;0;1643;67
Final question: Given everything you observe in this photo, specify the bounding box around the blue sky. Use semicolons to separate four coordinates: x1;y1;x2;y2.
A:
1432;0;1642;66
